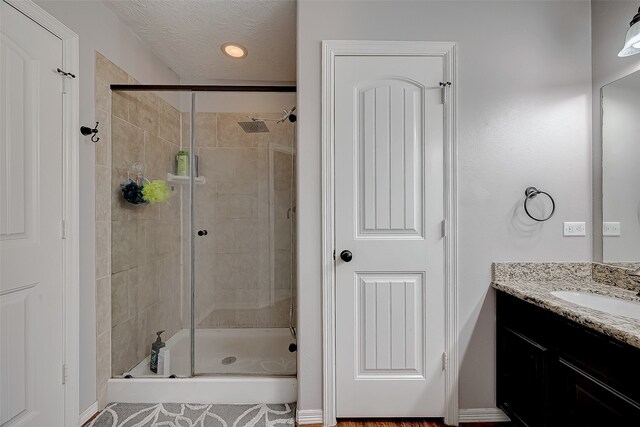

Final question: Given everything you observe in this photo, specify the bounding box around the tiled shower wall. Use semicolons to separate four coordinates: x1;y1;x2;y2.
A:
182;112;296;329
94;53;182;403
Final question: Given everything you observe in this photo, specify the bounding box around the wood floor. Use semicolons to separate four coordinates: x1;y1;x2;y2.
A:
305;421;511;427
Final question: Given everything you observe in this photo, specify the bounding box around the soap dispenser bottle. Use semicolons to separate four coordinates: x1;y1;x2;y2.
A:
150;330;165;374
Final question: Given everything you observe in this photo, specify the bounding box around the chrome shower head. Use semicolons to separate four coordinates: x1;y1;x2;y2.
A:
237;120;270;133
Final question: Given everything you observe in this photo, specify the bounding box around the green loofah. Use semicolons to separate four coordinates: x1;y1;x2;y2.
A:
142;180;171;204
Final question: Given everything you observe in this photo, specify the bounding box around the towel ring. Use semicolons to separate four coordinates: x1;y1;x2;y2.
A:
524;186;555;222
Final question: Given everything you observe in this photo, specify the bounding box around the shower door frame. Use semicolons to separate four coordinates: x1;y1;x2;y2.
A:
268;144;296;311
110;84;297;380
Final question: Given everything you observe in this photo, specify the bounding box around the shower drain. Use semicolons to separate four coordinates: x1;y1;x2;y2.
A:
221;356;237;365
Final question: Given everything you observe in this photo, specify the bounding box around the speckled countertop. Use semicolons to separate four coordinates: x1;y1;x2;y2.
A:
492;262;640;350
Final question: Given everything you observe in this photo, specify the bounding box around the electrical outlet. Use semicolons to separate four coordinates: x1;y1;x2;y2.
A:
564;222;586;237
603;222;621;237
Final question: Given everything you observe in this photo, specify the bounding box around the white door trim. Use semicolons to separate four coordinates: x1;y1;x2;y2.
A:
321;40;458;426
4;1;80;425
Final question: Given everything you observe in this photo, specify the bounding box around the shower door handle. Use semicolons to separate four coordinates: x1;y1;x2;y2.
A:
340;250;352;262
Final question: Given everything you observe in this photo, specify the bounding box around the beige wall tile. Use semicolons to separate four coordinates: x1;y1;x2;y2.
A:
275;218;292;251
111;168;131;222
95;165;111;222
214;253;259;290
111;269;130;327
275;250;292;291
96;330;111;408
216;113;258;147
112;117;144;171
233;218;260;252
158;189;180;222
96;52;128;83
254;113;295;148
234;148;261;183
274;189;292;220
95;78;111;114
111;219;145;274
217;180;258;195
96;276;111;336
180;112;190;149
273;151;293;191
214;194;257;219
194;113;217;147
111;317;136;376
158;255;180;310
134;310;149;363
112;91;130;122
132;263;159;312
145;133;174;181
96;221;110;278
158;99;180;145
129;91;159;135
145;220;180;261
198;147;235;183
95;109;111;166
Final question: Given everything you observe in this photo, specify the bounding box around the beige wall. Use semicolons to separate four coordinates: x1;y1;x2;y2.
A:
182;112;296;329
95;52;182;405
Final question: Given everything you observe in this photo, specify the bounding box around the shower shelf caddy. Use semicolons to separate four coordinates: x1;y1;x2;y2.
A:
167;173;206;184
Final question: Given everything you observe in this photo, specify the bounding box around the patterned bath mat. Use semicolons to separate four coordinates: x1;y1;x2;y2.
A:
88;403;296;427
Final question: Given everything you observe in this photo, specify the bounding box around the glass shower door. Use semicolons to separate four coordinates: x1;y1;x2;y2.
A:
191;95;297;376
109;89;190;379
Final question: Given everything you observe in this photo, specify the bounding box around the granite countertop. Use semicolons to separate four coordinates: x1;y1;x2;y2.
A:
492;263;640;350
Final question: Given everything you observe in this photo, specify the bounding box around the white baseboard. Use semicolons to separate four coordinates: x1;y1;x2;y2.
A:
296;409;323;425
458;407;511;422
78;401;99;426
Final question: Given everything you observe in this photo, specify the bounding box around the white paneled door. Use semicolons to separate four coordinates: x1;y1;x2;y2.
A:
335;55;445;417
1;1;65;426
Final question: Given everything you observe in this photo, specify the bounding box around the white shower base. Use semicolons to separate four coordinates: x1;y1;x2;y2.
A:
108;328;297;404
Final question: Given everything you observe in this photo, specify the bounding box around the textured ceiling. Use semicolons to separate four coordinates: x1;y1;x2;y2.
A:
104;0;296;82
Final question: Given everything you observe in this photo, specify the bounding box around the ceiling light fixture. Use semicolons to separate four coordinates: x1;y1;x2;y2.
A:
221;43;247;59
619;6;640;57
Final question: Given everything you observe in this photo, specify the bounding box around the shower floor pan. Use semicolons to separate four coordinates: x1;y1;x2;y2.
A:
108;328;297;404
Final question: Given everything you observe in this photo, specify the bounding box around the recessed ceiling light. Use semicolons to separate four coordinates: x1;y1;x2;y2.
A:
221;43;247;59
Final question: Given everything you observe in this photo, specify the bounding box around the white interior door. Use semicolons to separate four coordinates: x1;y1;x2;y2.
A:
0;2;65;425
335;55;446;417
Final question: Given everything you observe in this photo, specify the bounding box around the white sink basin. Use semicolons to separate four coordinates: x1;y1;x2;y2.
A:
550;291;640;320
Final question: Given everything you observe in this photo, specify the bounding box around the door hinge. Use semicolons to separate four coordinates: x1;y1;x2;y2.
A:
62;364;68;384
442;352;448;371
439;82;452;104
441;219;447;238
61;220;67;239
57;68;75;94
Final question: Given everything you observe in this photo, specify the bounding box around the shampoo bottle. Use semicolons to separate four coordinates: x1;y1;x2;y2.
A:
150;330;165;374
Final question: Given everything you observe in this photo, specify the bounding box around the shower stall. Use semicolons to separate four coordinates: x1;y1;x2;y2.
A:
106;85;297;403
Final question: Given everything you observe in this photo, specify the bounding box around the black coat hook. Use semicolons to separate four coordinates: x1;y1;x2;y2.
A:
81;122;100;143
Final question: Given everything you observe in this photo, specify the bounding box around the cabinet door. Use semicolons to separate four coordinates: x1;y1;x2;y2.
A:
497;325;550;427
556;358;640;426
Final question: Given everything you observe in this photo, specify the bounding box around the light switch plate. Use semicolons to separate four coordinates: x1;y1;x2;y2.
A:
564;222;586;237
603;222;621;237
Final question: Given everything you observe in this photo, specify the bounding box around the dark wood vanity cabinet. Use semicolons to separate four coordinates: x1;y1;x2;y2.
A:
496;291;640;426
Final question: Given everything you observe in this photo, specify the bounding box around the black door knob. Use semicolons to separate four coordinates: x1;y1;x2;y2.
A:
340;250;353;262
197;230;208;236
